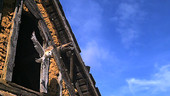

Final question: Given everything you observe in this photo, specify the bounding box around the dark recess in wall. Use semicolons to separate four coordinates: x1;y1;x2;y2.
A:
12;11;43;92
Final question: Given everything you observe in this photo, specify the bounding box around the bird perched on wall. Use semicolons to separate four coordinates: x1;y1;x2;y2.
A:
31;32;63;95
35;46;53;63
31;32;53;63
31;32;54;93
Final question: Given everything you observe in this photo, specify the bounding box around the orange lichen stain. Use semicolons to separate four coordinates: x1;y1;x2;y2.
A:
62;81;70;96
48;57;60;96
37;3;69;95
37;2;72;96
49;58;59;81
48;58;70;96
48;57;70;96
36;3;60;46
23;4;29;12
0;0;15;76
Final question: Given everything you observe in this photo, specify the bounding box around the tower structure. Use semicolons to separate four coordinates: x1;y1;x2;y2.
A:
0;0;101;96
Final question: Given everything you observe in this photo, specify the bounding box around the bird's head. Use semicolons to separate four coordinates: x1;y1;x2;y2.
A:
45;46;53;57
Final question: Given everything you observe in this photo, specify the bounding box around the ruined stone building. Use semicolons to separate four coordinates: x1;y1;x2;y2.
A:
0;0;101;96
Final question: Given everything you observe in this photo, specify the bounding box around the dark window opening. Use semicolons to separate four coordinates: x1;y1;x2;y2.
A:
12;11;43;92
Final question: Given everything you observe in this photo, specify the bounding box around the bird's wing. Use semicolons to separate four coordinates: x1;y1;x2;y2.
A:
31;32;44;57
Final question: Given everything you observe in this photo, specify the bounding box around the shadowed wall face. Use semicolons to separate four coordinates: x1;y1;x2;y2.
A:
12;11;43;92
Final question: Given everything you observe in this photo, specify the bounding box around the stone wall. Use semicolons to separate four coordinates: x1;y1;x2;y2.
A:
0;0;15;77
36;2;70;95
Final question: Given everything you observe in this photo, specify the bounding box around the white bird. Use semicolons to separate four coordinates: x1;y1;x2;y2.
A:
31;32;54;93
31;32;62;95
31;32;53;63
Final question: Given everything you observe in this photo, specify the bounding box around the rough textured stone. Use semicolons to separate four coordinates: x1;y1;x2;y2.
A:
37;3;70;95
0;0;101;96
0;0;15;77
37;2;60;46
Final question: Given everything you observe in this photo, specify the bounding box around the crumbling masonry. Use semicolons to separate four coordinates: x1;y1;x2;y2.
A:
0;0;101;96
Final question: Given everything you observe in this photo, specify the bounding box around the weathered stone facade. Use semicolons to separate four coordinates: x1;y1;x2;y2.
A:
0;0;15;77
0;0;101;96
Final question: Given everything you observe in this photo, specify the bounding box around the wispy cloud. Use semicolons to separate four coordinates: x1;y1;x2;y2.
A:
126;64;170;95
61;1;124;95
81;41;109;68
61;0;103;44
61;0;111;68
117;28;138;48
113;1;145;48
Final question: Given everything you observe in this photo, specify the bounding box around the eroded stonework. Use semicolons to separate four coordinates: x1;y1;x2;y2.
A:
0;0;15;77
0;0;101;96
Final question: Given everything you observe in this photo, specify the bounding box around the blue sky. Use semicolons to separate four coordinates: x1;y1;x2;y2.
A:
60;0;170;96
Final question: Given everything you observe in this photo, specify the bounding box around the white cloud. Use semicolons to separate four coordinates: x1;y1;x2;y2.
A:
81;41;109;68
127;64;170;95
61;0;109;68
117;28;138;48
113;1;145;48
61;0;103;44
